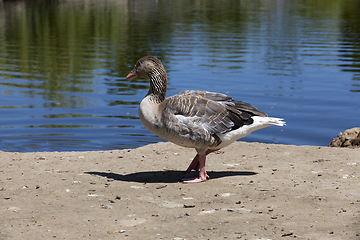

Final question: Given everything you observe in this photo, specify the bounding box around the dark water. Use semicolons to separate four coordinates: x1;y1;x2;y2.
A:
0;0;359;152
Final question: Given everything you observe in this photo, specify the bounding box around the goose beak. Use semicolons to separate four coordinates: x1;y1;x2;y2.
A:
126;69;138;80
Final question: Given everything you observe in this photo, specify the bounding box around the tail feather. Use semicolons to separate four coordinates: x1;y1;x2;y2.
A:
215;116;285;149
265;117;286;126
252;116;286;127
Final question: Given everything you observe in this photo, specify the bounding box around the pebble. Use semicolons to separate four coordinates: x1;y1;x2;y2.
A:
87;193;100;197
107;230;125;234
221;193;233;197
8;206;20;212
183;204;195;208
182;197;193;200
198;210;216;215
101;204;113;209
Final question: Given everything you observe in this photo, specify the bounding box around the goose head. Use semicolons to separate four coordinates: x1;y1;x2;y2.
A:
126;55;168;102
126;55;167;80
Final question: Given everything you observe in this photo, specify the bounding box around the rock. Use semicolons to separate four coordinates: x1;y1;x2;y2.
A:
101;204;113;209
8;206;20;212
107;230;125;234
329;127;360;148
183;204;195;208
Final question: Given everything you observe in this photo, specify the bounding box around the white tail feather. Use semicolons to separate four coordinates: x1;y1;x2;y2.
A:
265;117;286;126
216;116;285;149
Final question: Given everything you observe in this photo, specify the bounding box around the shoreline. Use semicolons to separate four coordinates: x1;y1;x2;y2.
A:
1;141;359;239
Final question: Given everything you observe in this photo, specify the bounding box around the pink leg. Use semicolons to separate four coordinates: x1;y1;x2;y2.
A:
185;154;200;172
182;149;219;183
185;149;218;173
182;154;208;183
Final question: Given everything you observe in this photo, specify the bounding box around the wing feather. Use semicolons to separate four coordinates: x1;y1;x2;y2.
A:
162;90;267;146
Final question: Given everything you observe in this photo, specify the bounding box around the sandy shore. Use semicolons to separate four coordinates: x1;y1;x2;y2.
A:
1;141;359;239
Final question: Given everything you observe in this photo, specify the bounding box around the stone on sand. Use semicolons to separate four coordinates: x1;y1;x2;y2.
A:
329;127;360;148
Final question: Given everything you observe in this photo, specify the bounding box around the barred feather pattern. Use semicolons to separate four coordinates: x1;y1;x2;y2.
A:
147;57;167;103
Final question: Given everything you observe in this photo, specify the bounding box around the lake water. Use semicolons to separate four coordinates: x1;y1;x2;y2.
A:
0;0;359;152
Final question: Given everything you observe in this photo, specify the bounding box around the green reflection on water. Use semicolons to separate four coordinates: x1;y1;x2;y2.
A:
1;0;359;97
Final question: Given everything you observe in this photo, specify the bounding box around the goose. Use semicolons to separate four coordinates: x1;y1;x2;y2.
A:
126;55;285;183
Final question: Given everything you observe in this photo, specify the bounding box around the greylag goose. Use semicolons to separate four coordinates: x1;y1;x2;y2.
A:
126;55;285;183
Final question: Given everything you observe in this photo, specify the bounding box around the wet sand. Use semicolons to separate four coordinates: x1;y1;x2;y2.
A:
1;141;359;239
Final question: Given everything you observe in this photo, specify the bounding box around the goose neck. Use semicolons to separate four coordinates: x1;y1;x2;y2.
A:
147;70;167;103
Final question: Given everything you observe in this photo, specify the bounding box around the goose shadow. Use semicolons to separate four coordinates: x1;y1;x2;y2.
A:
85;170;258;183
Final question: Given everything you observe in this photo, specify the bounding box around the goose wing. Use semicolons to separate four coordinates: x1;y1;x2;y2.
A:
162;90;267;137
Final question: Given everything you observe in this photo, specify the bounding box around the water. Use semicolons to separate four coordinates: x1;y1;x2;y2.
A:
0;0;359;152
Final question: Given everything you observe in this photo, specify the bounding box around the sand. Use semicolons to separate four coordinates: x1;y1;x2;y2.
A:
1;141;359;239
